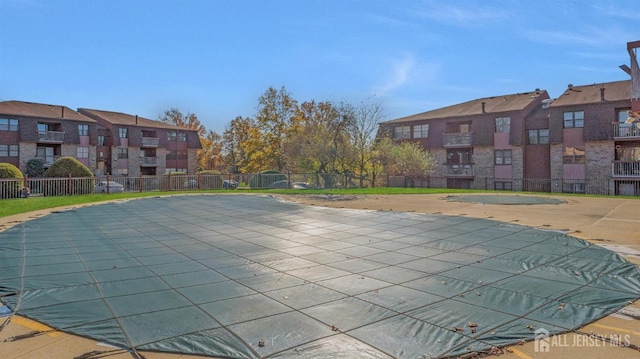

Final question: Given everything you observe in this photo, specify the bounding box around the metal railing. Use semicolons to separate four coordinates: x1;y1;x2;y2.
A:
443;132;472;147
140;157;159;166
37;130;65;142
2;173;639;199
613;122;640;139
612;161;640;177
141;137;160;147
443;164;474;176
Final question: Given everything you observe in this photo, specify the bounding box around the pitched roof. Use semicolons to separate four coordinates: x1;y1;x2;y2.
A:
381;90;548;124
551;80;630;107
0;100;95;122
78;108;194;131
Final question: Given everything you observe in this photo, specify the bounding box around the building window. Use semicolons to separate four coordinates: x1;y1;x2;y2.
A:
117;148;128;159
563;181;585;194
495;117;510;133
119;128;128;138
77;147;89;158
78;124;89;136
413;124;429;138
494;150;512;165
563;147;585;164
528;129;549;144
0;118;19;131
0;145;19;157
563;111;584;128
618;109;632;123
165;168;187;174
116;168;128;176
495;181;513;191
98;135;106;146
393;126;410;139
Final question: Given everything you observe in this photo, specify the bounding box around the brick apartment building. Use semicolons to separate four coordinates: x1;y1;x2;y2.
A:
0;101;201;176
377;41;640;196
378;79;639;195
378;89;551;190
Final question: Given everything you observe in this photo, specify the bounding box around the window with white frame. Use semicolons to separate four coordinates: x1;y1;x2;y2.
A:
494;149;512;165
178;132;187;142
563;111;584;128
394;126;410;139
495;117;510;133
0;118;19;131
413;124;429;138
528;129;549;144
77;146;89;158
78;124;89;136
119;127;128;138
618;109;632;123
117;148;128;159
116;168;128;176
98;135;106;146
563;147;585;164
0;145;19;157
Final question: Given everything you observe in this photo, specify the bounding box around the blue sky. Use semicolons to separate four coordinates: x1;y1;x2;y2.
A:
1;0;637;133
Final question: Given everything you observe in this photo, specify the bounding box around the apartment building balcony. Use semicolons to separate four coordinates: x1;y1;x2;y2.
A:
613;123;640;140
612;161;640;177
140;156;159;167
141;137;160;147
37;130;65;143
444;164;474;177
443;132;472;147
35;155;60;167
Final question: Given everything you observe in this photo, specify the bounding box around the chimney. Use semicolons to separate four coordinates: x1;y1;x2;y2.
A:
600;87;606;102
61;106;64;118
481;102;486;113
135;115;138;125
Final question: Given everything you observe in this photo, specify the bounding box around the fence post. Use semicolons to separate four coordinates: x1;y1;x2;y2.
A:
139;173;142;193
68;173;72;195
106;174;110;194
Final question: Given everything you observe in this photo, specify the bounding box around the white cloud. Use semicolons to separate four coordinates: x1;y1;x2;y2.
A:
524;25;633;47
413;1;510;27
371;54;440;97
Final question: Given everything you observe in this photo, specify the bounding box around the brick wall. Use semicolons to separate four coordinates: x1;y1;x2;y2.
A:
19;142;36;172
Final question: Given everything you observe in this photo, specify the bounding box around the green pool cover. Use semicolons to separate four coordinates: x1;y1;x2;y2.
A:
0;195;638;358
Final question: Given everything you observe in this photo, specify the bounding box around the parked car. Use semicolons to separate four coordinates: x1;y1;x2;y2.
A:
222;179;238;189
184;180;198;188
267;180;311;189
291;181;312;189
94;181;124;194
268;180;291;189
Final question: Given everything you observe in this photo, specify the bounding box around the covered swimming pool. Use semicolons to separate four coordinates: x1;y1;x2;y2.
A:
1;195;639;358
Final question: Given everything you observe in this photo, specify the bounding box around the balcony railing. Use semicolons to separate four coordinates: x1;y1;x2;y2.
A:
612;161;640;177
37;130;65;143
613;123;640;139
444;164;474;177
140;157;159;166
35;155;60;166
443;132;472;147
141;137;160;147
